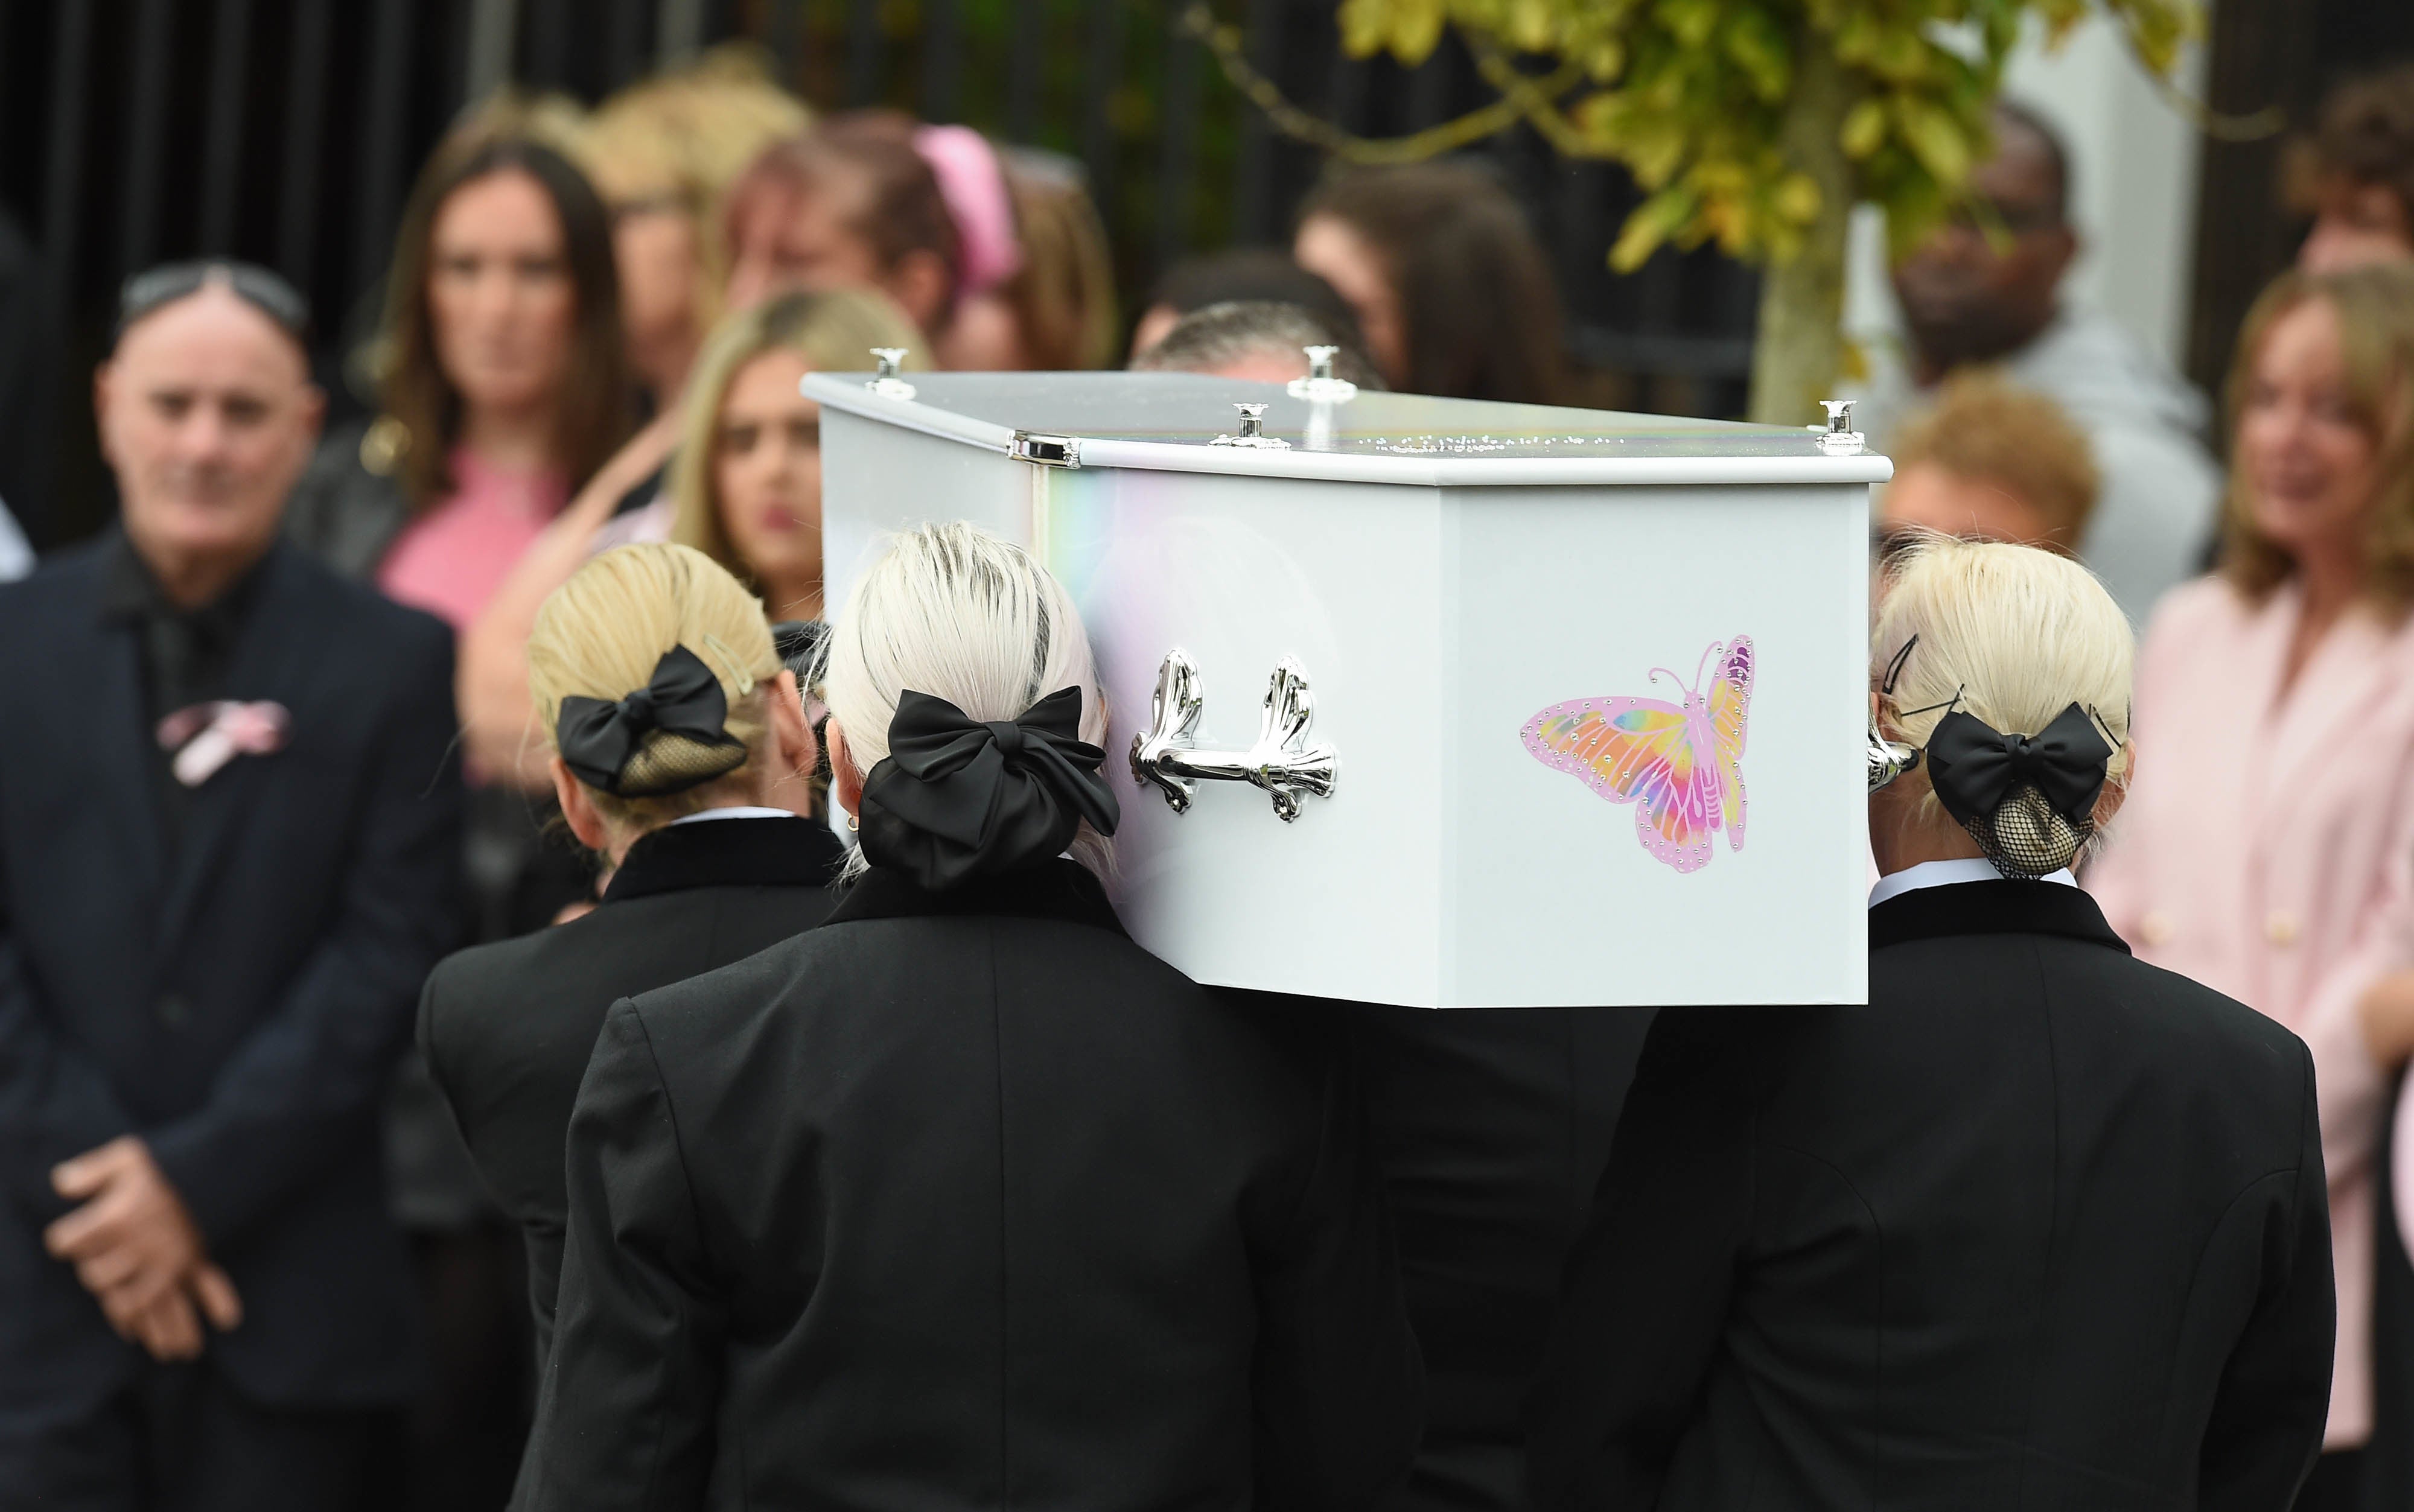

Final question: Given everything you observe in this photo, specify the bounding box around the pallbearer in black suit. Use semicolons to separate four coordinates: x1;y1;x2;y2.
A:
1528;538;2336;1512
527;522;1422;1511
420;542;838;1380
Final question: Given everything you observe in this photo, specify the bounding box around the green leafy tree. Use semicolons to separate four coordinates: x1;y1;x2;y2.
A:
1333;0;2195;423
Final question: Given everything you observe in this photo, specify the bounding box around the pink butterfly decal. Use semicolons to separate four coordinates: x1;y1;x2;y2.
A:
1520;636;1753;874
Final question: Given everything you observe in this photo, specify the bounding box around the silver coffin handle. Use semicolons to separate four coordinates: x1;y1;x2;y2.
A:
1129;649;1339;822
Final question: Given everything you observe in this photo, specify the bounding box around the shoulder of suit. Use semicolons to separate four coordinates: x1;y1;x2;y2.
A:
2101;948;2307;1053
1987;941;2314;1103
628;905;1202;1029
422;909;622;1057
617;927;815;1037
0;534;106;621
427;924;561;1003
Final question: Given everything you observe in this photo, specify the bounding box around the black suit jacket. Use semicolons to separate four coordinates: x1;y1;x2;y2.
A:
420;815;845;1370
1332;1003;1652;1512
527;860;1424;1512
0;536;462;1429
1528;880;2334;1512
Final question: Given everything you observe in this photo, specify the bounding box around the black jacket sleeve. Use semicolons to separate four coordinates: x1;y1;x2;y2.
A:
0;690;136;1210
144;622;462;1245
0;932;136;1216
1247;1026;1425;1512
526;997;725;1512
2197;1041;2336;1512
1525;1006;1775;1512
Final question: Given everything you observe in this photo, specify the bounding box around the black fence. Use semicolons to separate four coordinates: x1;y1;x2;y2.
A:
0;0;1761;548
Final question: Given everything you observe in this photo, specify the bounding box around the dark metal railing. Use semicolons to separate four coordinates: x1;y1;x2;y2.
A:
0;0;1760;548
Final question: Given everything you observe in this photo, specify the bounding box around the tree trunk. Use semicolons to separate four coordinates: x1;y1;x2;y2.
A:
1747;42;1855;427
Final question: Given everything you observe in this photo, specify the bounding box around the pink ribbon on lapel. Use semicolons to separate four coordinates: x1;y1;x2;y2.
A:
156;701;290;787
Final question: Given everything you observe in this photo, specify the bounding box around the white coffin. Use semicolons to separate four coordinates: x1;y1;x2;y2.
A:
807;372;1889;1009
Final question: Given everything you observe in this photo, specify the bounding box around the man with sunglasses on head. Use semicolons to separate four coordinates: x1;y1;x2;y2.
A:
0;262;463;1508
1852;100;2223;629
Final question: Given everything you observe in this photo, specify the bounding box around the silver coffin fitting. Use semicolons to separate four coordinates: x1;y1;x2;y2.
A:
1130;649;1338;822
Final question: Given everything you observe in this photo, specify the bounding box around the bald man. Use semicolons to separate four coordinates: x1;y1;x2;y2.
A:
0;265;463;1508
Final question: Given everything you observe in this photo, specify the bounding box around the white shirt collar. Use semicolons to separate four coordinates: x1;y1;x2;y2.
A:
1868;857;2077;910
667;805;800;826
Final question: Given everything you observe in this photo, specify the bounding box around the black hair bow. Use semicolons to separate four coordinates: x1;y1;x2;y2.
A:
555;644;742;794
1924;703;2113;826
857;687;1121;892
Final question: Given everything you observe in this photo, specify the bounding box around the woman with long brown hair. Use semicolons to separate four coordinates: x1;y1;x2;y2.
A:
288;130;632;644
1294;160;1565;404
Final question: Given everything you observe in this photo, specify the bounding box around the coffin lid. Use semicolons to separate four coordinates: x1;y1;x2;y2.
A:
804;372;1894;488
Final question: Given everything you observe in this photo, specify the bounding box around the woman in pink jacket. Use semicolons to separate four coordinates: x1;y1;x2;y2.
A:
2089;261;2414;1510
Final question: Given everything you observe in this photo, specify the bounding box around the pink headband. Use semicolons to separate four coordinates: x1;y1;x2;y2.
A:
912;125;1023;298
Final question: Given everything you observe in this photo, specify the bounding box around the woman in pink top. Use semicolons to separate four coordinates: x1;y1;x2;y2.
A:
288;133;631;660
375;135;629;631
2088;262;2414;1511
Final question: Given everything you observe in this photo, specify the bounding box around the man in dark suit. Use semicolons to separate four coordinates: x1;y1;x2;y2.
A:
0;263;463;1507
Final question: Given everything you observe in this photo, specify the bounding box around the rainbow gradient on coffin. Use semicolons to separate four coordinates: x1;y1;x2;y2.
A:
1521;636;1753;874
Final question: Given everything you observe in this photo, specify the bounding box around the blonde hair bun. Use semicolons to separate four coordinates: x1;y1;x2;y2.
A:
1873;536;2135;875
530;543;782;825
818;522;1112;879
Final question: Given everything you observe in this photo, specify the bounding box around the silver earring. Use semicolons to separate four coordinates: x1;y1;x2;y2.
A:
1867;708;1920;793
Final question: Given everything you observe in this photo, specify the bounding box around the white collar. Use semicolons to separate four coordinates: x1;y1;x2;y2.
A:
667;806;800;826
1868;857;2077;909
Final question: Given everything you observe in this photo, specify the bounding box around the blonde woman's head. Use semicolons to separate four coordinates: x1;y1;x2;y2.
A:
1871;536;2135;875
575;45;812;396
817;522;1110;877
667;288;926;618
529;542;815;854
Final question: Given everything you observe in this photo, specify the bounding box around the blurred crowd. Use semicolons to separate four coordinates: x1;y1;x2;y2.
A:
1;37;2413;1512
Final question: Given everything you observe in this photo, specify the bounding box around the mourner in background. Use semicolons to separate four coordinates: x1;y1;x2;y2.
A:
422;543;838;1494
285;132;631;648
1128;298;1384;389
526;523;1422;1511
981;143;1123;372
454;287;922;793
1874;372;2099;561
2088;262;2414;1510
1125;246;1366;363
570;45;812;410
1294;161;1566;405
1529;538;2334;1512
0;264;462;1507
721;113;958;354
1852;102;2222;628
2295;62;2414;275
